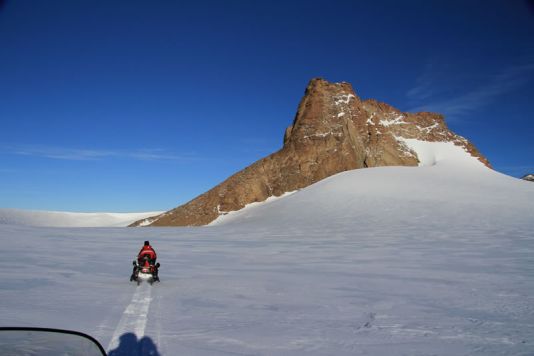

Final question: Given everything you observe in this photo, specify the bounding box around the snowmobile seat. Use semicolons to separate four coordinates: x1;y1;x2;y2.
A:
138;251;156;265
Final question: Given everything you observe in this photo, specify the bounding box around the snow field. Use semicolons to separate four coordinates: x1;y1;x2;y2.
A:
1;215;533;355
0;142;533;354
0;209;163;227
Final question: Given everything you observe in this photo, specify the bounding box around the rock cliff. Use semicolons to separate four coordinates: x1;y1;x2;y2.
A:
131;78;490;227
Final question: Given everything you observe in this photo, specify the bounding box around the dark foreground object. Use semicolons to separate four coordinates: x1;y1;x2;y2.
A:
0;327;107;355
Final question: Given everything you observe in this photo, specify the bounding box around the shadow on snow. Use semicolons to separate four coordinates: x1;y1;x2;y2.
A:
108;332;160;356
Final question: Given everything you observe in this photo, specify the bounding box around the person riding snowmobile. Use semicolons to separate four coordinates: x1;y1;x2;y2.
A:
138;240;157;265
130;240;159;282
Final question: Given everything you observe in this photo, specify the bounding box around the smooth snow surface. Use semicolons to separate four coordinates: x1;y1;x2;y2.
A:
1;157;533;355
0;209;163;227
210;191;297;226
396;138;481;167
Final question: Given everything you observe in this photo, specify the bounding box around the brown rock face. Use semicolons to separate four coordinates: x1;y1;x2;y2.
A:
131;78;491;227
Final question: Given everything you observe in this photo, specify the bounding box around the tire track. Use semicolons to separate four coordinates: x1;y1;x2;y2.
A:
107;282;153;352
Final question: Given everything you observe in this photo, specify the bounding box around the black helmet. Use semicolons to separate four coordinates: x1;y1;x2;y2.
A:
144;240;150;246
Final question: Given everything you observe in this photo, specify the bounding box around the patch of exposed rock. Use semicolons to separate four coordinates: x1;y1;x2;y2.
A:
131;78;491;227
522;174;534;182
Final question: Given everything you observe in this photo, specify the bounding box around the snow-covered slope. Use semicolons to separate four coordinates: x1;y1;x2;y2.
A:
0;209;164;227
211;140;532;227
0;142;533;355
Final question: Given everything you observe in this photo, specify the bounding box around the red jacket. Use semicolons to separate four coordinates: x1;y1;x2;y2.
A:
138;245;157;261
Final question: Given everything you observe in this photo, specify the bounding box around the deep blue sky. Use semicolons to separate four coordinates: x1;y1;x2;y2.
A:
1;0;533;212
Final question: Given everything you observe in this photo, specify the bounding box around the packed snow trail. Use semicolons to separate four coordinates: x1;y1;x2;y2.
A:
107;283;153;352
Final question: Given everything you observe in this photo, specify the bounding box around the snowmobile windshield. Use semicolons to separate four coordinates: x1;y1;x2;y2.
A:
0;327;107;356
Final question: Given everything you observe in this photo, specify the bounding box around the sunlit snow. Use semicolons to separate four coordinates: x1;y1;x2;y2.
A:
379;114;406;127
395;138;481;167
1;144;533;355
0;209;163;227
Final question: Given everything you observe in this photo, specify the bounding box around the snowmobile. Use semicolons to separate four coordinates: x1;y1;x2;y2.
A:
130;254;160;285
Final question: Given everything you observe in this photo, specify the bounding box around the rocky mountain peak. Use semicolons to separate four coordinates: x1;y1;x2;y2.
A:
131;78;491;227
284;78;362;146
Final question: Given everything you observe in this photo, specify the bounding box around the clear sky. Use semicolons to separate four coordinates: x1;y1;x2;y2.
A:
1;0;533;212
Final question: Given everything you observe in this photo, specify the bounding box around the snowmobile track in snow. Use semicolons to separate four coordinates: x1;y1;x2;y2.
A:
107;282;153;352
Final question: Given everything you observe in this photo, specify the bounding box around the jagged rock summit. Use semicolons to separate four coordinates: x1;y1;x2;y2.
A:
131;78;490;227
